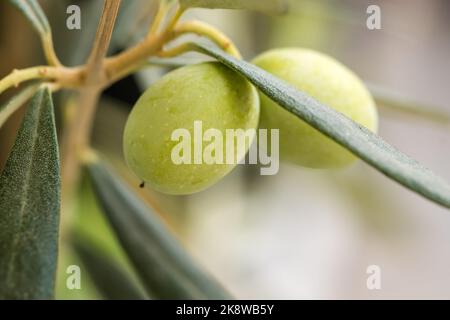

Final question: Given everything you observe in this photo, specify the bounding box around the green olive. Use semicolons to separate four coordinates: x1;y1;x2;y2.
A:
123;62;260;195
252;48;378;168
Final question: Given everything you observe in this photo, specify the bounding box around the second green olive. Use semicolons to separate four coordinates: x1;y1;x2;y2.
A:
252;48;378;168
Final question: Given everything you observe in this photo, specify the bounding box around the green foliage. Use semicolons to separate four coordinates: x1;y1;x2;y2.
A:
86;161;231;299
195;43;450;208
0;88;60;299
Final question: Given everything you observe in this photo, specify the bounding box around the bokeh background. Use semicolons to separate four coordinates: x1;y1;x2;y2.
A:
1;0;450;299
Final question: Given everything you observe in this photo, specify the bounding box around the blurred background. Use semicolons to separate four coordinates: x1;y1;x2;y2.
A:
1;0;450;299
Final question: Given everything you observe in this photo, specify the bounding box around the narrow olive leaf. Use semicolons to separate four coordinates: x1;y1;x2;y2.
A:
0;84;40;129
72;236;147;300
86;162;231;299
180;0;289;14
0;88;60;299
8;0;50;35
195;43;450;209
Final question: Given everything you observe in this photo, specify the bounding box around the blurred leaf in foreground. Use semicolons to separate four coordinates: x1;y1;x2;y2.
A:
87;161;231;299
195;43;450;209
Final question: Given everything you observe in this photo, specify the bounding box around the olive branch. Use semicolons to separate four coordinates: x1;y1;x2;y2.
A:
1;0;450;300
0;0;240;207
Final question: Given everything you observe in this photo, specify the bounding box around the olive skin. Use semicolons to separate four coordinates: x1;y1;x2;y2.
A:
123;62;260;195
252;48;378;168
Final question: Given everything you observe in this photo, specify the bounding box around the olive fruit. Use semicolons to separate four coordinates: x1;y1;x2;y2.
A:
252;48;378;168
123;62;260;195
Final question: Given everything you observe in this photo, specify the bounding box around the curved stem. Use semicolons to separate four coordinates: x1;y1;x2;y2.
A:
0;66;81;96
165;3;186;32
157;42;199;59
0;20;240;95
173;20;242;59
105;19;241;84
104;31;174;84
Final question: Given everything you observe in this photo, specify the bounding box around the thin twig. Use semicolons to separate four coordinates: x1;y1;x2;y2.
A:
147;0;170;38
165;3;185;32
0;66;81;96
104;6;187;84
173;21;242;59
61;0;122;231
86;0;122;75
104;18;241;84
158;42;197;58
104;31;174;85
42;33;62;67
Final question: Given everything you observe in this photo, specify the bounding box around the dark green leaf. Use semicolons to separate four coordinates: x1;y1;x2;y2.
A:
0;84;40;129
180;0;289;14
72;236;147;300
195;43;450;209
0;88;60;299
86;162;231;299
8;0;50;36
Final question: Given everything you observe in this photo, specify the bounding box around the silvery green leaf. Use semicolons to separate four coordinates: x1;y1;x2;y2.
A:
196;43;450;209
0;88;60;299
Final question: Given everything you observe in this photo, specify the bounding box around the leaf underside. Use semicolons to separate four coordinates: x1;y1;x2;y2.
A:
0;88;60;299
86;162;231;299
195;43;450;209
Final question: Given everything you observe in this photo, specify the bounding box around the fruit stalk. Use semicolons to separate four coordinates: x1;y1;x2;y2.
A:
147;0;172;37
42;32;62;67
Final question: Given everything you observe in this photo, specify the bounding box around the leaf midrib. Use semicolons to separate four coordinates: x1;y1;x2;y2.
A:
5;90;45;286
